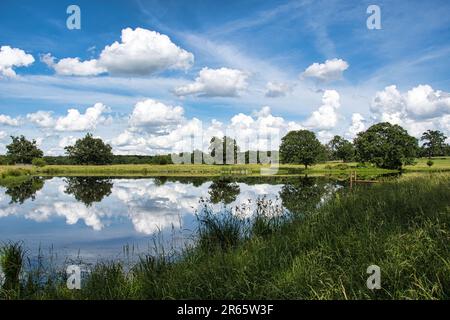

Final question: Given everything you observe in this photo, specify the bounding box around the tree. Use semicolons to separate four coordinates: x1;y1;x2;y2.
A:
65;133;113;165
6;135;43;164
354;122;418;169
279;130;324;169
421;130;447;158
208;136;239;164
327;135;355;162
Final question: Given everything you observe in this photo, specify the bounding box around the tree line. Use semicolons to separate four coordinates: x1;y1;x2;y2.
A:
1;122;449;170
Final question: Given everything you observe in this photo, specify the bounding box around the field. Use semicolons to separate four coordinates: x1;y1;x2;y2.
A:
0;172;448;299
1;157;449;179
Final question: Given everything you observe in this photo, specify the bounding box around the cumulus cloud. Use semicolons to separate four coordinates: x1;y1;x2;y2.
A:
0;114;19;126
129;99;184;131
302;58;349;82
26;111;55;128
174;67;248;97
303;90;341;130
0;46;34;77
346;113;366;138
264;81;292;97
41;54;106;76
43;28;193;76
55;103;109;131
370;84;450;138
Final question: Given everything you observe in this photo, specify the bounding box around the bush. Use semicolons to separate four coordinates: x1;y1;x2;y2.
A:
427;160;434;167
32;158;47;167
333;163;349;170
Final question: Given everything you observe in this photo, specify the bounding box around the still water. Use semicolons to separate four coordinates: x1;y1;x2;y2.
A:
0;176;346;262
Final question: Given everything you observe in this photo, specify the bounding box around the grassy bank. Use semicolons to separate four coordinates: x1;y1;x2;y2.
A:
1;173;449;299
1;157;449;179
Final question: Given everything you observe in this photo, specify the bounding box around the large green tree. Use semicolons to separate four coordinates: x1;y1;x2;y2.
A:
354;122;418;169
327;135;355;162
6;135;43;164
420;129;447;158
65;133;113;165
279;130;324;169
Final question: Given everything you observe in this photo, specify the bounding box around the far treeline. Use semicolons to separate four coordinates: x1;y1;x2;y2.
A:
1;123;450;170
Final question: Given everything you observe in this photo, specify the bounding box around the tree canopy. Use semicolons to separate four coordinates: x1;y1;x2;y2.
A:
279;130;324;168
327;135;355;162
421;129;447;158
65;133;113;165
6;135;43;164
354;122;418;169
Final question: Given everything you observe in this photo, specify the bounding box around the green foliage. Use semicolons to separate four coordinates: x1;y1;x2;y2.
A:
0;242;24;296
354;122;418;169
280;130;324;168
65;133;113;165
427;160;434;167
6;136;43;164
31;158;47;167
327;135;355;162
421;129;447;158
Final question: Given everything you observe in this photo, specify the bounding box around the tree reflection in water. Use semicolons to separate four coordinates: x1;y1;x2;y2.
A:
279;177;331;215
64;177;113;207
5;177;46;204
208;178;240;204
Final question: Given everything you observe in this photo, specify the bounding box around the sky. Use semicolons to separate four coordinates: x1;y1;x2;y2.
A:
0;0;449;155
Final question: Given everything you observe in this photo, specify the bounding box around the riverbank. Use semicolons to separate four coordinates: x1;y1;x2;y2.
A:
1;157;449;179
1;173;448;299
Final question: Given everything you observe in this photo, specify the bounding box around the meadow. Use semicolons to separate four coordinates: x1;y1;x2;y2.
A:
0;172;448;299
1;157;449;180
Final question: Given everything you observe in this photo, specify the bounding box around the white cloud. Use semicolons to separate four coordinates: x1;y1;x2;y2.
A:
0;131;6;140
129;99;184;130
174;67;248;97
370;84;450;138
0;46;34;77
55;103;108;131
27;111;55;128
264;81;291;97
58;136;77;148
303;90;341;130
44;28;194;76
42;54;106;76
0;114;19;126
302;58;349;82
346;113;366;138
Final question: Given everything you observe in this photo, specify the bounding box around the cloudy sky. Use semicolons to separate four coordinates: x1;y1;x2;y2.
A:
0;0;449;155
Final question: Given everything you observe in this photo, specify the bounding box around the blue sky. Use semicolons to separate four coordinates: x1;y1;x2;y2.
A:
0;0;449;155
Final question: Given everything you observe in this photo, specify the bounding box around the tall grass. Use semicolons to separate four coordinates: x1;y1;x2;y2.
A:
1;174;449;299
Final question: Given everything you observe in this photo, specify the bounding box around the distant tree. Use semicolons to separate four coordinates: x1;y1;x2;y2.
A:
32;158;47;167
327;135;355;162
65;133;113;165
279;130;324;169
421;130;447;158
6;135;43;164
208;136;239;164
354;122;418;169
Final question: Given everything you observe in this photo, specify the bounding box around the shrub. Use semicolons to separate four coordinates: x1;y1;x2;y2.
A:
426;160;434;167
333;163;349;170
32;158;47;167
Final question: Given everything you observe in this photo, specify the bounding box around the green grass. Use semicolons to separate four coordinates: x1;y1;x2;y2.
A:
1;157;449;179
1;173;449;300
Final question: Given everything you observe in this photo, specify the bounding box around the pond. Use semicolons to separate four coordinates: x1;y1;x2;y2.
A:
0;176;349;263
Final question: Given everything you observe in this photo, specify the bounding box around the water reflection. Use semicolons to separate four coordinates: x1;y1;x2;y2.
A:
0;175;346;261
64;177;113;207
6;177;47;204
